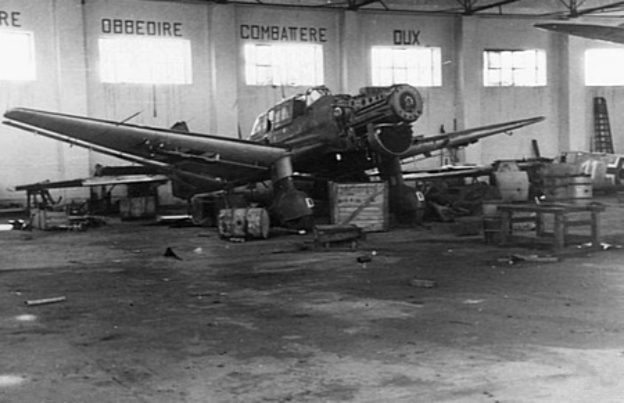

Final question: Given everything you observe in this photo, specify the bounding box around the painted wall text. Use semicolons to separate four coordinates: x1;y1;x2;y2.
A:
0;11;20;27
393;29;421;45
240;25;327;42
101;18;182;36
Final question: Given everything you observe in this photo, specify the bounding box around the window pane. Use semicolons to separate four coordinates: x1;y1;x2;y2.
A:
371;46;442;87
244;43;324;86
0;31;36;81
585;48;624;86
483;49;546;87
99;37;192;84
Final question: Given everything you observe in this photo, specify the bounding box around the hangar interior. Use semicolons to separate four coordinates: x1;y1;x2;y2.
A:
4;1;624;402
2;0;624;205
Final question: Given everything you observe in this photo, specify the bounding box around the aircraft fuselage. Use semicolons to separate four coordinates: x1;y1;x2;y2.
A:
248;84;424;179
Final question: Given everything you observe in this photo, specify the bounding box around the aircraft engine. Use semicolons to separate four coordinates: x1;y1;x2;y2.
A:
367;123;413;157
387;85;423;123
344;84;424;129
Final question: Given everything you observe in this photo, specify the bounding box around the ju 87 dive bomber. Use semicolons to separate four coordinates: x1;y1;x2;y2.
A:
3;84;543;228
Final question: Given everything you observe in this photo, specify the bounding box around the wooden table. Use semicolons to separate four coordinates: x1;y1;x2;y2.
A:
496;203;605;255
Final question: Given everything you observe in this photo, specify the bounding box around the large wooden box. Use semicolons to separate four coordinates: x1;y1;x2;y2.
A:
330;182;389;232
30;209;70;230
119;196;157;220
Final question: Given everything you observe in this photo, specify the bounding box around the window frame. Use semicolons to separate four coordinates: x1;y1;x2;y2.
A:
371;46;442;87
584;48;624;86
243;42;324;87
0;29;36;81
98;36;193;85
483;48;547;87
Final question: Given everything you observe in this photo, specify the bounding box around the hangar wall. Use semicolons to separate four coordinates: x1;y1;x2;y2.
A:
463;17;560;164
235;5;341;136
0;0;608;203
0;0;88;201
580;38;624;154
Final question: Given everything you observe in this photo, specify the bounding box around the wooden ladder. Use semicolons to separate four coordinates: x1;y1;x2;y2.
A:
593;97;615;154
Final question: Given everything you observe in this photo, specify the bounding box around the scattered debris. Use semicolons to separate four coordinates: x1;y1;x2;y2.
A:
25;296;67;307
496;254;560;265
164;247;182;260
270;227;307;236
9;219;29;230
15;314;37;322
463;299;485;304
0;375;27;387
314;225;364;250
189;291;213;298
156;214;193;225
356;251;377;268
356;254;373;264
409;278;437;288
511;254;560;263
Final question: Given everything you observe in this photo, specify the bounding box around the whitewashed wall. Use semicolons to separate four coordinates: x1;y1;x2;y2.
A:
0;0;608;203
0;0;88;202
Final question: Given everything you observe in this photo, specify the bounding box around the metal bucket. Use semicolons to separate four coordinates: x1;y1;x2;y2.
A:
218;208;270;239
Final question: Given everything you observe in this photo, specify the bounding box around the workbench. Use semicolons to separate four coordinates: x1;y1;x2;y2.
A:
496;203;605;255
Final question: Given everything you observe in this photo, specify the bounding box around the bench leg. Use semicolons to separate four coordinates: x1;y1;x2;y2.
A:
591;211;601;251
500;211;511;246
553;212;565;254
536;211;544;237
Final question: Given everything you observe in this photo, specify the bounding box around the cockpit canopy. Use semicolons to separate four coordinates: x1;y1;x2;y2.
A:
250;86;332;140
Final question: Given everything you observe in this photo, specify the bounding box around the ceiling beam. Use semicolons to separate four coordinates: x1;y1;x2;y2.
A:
572;0;624;17
462;0;523;15
346;0;385;11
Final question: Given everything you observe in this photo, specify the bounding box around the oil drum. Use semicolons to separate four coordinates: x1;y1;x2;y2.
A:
218;208;270;239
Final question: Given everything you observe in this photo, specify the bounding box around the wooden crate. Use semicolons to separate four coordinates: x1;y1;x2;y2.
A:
313;225;364;250
119;196;157;220
330;182;389;232
30;209;69;230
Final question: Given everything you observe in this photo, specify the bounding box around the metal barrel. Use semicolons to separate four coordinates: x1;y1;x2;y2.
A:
218;208;270;239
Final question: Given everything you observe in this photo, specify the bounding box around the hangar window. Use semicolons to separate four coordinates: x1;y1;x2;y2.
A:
244;43;324;86
483;49;546;87
371;46;442;87
585;49;624;86
99;37;192;84
0;31;36;81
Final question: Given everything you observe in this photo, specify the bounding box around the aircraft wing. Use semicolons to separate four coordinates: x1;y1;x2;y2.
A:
535;23;624;44
402;116;545;159
3;108;289;191
402;165;493;181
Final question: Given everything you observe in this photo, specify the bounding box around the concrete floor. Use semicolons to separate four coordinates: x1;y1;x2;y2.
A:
1;197;624;402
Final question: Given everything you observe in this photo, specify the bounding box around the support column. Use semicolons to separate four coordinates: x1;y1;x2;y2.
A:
566;37;589;152
209;4;239;136
340;11;365;94
455;16;484;164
